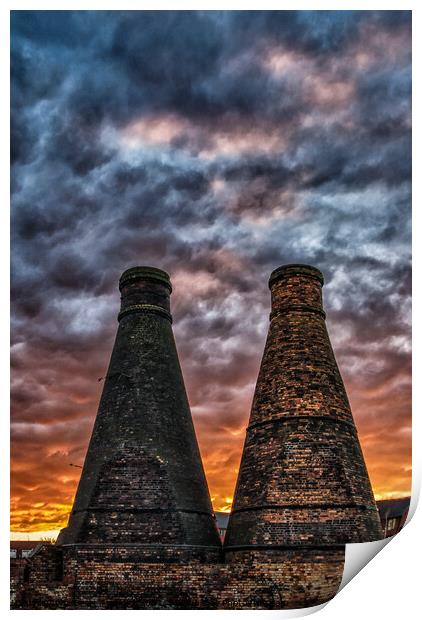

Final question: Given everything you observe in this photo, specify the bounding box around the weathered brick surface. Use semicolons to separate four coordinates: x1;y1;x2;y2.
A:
58;267;221;555
12;264;381;609
11;545;74;610
225;264;382;549
12;544;344;609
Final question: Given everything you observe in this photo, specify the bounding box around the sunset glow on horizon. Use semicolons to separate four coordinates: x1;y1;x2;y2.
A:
11;11;411;539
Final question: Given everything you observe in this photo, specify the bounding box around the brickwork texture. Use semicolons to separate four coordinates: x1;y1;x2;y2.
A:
225;264;382;551
11;264;383;609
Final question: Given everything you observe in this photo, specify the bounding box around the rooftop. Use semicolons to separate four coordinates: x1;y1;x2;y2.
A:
376;497;410;519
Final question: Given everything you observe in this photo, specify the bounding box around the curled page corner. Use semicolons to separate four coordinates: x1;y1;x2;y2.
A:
406;485;419;523
339;484;418;593
339;538;391;592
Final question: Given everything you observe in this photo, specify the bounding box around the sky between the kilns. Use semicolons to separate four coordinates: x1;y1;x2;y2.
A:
11;10;411;538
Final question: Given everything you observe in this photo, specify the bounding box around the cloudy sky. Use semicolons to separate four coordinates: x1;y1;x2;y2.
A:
11;10;411;537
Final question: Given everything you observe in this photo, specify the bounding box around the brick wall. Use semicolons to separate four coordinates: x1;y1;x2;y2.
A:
12;544;345;610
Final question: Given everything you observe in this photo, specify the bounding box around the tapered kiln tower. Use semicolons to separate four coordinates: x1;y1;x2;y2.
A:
58;266;221;560
14;264;350;609
225;264;382;553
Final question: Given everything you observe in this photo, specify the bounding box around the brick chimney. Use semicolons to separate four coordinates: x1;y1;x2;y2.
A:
224;264;382;555
57;267;221;560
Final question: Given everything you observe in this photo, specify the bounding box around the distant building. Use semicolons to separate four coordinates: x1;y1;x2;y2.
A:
376;497;410;537
10;541;46;581
215;512;230;541
10;541;44;559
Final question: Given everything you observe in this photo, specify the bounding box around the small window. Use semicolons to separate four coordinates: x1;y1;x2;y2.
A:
387;517;398;530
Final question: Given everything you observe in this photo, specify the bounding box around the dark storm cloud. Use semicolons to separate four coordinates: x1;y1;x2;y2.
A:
11;10;411;529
